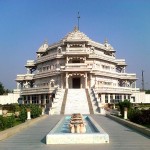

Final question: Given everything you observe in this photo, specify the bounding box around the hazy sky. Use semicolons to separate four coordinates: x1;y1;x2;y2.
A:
0;0;150;90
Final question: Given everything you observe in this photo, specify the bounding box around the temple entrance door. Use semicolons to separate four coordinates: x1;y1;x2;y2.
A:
72;78;80;88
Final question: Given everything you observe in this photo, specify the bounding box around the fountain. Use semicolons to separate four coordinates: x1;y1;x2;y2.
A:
69;113;86;133
46;114;109;144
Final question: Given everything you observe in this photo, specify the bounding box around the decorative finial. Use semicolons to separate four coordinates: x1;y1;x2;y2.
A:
74;26;78;32
104;38;108;47
44;39;48;44
77;11;80;30
104;38;108;44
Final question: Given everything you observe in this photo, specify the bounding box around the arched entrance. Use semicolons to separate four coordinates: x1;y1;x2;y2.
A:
72;77;80;88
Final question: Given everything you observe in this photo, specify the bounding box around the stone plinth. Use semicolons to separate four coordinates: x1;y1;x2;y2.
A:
27;110;31;120
124;107;128;120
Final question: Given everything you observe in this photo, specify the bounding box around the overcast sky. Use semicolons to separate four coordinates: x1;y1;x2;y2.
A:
0;0;150;90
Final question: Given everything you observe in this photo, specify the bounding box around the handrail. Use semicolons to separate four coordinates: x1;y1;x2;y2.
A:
85;89;94;114
60;89;68;114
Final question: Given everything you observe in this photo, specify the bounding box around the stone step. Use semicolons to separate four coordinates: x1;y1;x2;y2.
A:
64;89;90;114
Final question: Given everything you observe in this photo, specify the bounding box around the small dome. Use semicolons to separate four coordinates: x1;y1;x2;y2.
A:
104;39;114;51
37;41;48;53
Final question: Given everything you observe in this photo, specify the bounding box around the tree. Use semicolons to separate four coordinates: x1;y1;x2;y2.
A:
145;90;150;94
118;100;132;117
0;82;5;95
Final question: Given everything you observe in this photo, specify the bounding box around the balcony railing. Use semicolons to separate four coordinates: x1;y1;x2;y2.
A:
25;60;35;67
95;86;135;94
16;74;34;81
61;63;92;71
36;53;57;64
33;69;59;79
66;47;87;52
89;53;116;63
92;70;137;80
21;86;56;95
115;59;127;66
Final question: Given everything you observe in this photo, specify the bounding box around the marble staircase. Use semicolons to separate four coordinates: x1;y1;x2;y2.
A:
52;88;65;114
64;89;90;114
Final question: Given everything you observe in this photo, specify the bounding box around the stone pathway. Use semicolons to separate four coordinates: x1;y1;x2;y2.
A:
0;115;149;150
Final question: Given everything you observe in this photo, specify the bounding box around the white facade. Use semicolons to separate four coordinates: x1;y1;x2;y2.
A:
0;89;20;105
14;27;149;106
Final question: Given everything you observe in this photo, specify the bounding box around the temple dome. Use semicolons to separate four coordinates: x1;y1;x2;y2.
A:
61;27;92;42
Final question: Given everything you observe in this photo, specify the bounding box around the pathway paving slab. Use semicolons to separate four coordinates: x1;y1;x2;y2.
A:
0;115;149;150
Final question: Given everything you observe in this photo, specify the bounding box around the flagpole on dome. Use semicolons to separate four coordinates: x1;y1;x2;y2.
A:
77;11;80;30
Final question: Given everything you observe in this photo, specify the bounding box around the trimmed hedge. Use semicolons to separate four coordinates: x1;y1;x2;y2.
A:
0;115;15;130
128;109;150;126
0;104;42;131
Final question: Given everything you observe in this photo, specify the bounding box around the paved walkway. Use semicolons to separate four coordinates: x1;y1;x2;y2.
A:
0;115;149;150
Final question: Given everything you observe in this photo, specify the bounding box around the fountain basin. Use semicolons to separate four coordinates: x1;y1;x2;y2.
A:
46;116;109;144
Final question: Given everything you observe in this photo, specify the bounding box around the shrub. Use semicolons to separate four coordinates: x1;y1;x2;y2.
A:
30;104;42;118
13;103;20;112
6;115;15;128
0;115;15;130
19;108;27;122
0;115;7;130
2;104;15;113
128;108;142;124
128;108;150;126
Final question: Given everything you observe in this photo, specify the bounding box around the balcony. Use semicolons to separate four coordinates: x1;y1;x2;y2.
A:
16;74;34;81
33;69;59;79
115;59;127;66
21;86;56;95
95;86;136;94
92;70;137;80
36;53;58;64
61;63;92;72
65;47;89;56
119;73;137;80
25;60;36;67
89;53;116;63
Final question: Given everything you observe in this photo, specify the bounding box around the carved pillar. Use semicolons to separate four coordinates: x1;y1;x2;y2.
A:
44;95;46;105
108;94;110;103
101;94;105;103
30;95;32;104
134;81;136;88
90;74;92;88
39;95;41;104
17;82;20;89
122;95;124;102
85;73;87;89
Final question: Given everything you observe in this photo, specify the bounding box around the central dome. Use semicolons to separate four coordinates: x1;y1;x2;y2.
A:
62;27;91;42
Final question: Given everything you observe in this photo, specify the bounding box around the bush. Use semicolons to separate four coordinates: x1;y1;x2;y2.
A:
0;115;7;130
128;108;150;126
30;104;42;118
2;104;15;113
6;115;15;128
128;108;142;124
0;115;15;130
13;103;20;112
19;108;27;122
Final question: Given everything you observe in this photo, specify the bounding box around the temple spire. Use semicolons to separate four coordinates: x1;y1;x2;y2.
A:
77;11;80;30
